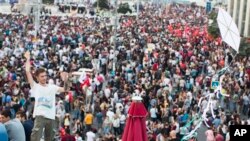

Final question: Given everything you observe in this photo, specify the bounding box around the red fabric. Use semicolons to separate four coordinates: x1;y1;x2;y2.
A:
215;134;224;141
123;20;132;27
193;28;199;37
128;102;147;117
219;60;225;67
30;60;33;65
61;135;76;141
80;77;91;89
168;25;173;33
187;51;193;57
97;76;104;83
176;67;181;75
59;127;66;138
144;55;149;62
68;92;73;103
81;44;85;49
196;76;203;85
8;73;12;81
152;63;159;71
180;62;186;70
246;68;250;76
122;102;147;141
174;29;182;37
153;52;159;58
203;46;208;51
142;27;146;33
58;36;63;43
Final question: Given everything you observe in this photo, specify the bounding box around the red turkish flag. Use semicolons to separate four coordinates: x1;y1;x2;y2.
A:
80;77;91;89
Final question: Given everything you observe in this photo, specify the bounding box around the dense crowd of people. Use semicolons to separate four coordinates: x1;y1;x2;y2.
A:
0;2;250;141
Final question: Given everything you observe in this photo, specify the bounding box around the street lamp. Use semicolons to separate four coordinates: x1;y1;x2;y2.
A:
34;0;41;37
114;0;118;49
112;0;118;72
136;0;139;20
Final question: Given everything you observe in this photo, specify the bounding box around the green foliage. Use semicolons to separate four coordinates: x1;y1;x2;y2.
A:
0;40;2;48
117;3;132;14
238;37;250;56
208;11;220;39
208;11;217;22
42;0;54;4
93;0;110;10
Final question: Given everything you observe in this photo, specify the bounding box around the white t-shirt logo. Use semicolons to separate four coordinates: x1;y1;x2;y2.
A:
37;97;53;109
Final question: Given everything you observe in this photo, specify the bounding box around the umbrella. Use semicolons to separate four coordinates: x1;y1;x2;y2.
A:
122;99;148;141
217;8;240;52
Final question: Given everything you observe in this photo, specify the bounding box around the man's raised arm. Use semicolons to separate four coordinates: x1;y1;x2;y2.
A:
57;72;69;93
24;51;34;88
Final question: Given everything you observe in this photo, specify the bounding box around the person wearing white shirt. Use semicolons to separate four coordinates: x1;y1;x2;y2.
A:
101;57;107;65
3;47;11;57
174;121;180;134
116;103;124;112
24;51;66;141
150;106;158;122
124;103;130;115
86;130;96;141
113;115;120;136
56;101;65;129
187;91;193;101
119;113;126;133
104;87;111;98
75;132;83;141
113;92;119;103
86;87;93;105
201;99;208;111
242;93;249;115
106;109;115;122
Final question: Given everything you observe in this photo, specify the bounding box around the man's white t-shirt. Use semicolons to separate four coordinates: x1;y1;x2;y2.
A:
31;83;59;120
86;131;96;141
106;110;115;121
104;88;111;98
150;108;157;118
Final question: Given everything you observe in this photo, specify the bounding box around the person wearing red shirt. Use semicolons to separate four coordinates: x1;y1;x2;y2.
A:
61;129;76;141
215;131;224;141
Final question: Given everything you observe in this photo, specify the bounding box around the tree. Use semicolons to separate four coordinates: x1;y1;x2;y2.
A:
208;10;220;39
93;0;110;10
238;37;250;56
42;0;54;4
117;3;132;14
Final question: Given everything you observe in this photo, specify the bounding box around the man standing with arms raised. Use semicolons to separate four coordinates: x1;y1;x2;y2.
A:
24;51;66;141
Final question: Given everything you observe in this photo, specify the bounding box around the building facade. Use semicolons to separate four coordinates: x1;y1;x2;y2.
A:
227;0;250;37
